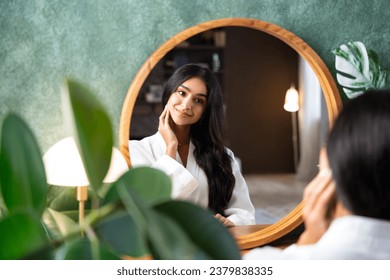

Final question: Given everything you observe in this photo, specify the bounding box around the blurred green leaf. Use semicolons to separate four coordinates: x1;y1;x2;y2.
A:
146;210;210;259
46;185;79;211
155;201;241;259
0;113;47;215
21;245;53;260
107;183;210;259
42;208;79;241
115;182;150;235
0;194;6;218
103;167;171;207
0;210;49;259
55;237;120;260
62;79;113;193
46;185;93;212
95;210;149;258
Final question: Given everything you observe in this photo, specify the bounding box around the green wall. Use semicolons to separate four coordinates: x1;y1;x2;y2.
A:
1;0;389;152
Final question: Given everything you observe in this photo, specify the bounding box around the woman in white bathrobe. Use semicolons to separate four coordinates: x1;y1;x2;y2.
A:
129;63;255;226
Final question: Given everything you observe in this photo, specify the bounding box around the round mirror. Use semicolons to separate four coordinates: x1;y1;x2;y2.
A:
119;18;342;249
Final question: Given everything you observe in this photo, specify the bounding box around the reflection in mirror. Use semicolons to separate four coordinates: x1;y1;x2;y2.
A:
129;27;329;225
119;18;342;249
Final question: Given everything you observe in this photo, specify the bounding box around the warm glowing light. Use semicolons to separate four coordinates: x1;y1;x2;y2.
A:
283;85;299;112
43;137;128;187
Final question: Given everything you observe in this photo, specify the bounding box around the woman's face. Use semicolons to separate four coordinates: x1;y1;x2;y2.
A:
167;77;208;126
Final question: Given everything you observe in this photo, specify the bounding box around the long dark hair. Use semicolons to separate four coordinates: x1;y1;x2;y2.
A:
327;89;390;220
162;63;235;216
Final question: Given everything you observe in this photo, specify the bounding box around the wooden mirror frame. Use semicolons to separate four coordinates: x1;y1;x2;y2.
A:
119;18;342;249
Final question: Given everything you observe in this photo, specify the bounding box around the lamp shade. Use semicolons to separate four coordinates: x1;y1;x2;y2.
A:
43;137;128;187
283;86;299;112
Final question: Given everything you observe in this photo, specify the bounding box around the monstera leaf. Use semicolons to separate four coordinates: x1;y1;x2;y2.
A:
333;41;387;99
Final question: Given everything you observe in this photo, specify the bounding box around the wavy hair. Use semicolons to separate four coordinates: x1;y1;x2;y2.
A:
162;63;235;216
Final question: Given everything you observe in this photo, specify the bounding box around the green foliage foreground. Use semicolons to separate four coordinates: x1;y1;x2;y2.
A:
0;79;240;260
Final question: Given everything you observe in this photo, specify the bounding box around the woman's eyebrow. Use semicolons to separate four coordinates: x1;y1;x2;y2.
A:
196;93;208;99
179;84;207;97
179;84;190;91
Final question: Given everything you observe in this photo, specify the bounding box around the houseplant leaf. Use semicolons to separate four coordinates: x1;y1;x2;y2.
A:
42;208;79;241
333;41;387;98
54;237;120;260
0;113;47;215
62;79;113;192
146;209;210;259
103;167;171;207
155;201;241;259
101;167;171;256
46;185;80;212
0;210;50;259
95;210;149;258
0;195;6;219
104;174;207;259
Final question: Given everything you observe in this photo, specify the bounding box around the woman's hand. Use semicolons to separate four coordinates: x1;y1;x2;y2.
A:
158;105;178;158
297;148;336;245
215;213;235;228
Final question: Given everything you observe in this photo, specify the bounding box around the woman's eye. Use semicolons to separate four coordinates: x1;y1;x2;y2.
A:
195;98;204;104
177;91;185;96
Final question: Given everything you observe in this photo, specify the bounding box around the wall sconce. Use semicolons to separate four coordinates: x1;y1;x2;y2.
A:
283;85;299;171
43;137;128;235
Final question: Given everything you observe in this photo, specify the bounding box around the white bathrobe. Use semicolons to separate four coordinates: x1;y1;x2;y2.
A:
129;132;255;225
243;215;390;259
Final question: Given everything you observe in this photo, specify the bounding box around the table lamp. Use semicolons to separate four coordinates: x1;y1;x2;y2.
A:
43;137;128;235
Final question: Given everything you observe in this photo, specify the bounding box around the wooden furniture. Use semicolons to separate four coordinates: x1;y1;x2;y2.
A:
119;18;342;250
